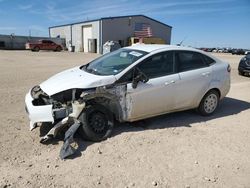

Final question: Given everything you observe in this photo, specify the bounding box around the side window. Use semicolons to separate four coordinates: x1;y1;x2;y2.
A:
201;54;215;65
176;51;208;72
43;40;53;44
137;51;174;79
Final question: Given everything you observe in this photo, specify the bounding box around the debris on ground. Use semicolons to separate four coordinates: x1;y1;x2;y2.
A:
59;120;81;159
152;181;158;186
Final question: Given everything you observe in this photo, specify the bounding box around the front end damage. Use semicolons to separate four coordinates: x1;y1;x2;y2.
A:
25;84;128;159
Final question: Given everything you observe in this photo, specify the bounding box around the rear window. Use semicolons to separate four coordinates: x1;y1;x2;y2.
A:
202;54;215;65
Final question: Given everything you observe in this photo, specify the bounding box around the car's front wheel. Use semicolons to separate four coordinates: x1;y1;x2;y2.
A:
78;104;114;142
33;46;40;52
198;90;219;116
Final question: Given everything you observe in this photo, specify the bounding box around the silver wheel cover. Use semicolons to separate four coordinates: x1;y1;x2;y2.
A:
204;93;218;113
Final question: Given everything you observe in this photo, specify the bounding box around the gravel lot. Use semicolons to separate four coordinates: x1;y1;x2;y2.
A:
0;50;249;188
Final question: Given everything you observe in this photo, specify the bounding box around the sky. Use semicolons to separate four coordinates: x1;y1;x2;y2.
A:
0;0;249;48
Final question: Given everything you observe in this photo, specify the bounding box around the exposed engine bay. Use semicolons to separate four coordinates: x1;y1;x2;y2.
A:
28;84;128;159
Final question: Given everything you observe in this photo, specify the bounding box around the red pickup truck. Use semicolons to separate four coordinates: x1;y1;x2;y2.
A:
26;39;63;52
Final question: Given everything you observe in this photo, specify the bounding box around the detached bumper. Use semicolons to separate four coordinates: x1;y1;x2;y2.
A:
25;90;54;130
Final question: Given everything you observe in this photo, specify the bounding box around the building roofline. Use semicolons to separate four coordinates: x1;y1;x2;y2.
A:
142;15;172;28
49;19;100;29
49;15;172;29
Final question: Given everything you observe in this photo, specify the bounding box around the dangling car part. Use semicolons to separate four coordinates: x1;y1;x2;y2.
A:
25;45;231;159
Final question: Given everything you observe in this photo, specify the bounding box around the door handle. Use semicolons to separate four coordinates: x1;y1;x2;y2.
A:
201;72;211;76
165;80;175;85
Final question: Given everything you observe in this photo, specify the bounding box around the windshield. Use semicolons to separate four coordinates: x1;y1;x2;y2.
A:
246;53;250;59
82;48;148;75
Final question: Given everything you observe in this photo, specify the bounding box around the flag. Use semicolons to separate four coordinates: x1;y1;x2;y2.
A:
134;23;153;38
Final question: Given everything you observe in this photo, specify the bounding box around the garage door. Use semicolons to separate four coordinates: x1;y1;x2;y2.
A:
82;26;92;52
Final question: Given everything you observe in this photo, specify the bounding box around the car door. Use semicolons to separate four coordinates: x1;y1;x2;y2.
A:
42;40;51;50
122;51;180;121
49;41;57;50
46;40;54;50
174;51;212;109
41;40;47;50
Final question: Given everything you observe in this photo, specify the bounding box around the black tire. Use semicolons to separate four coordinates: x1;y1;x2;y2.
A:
78;104;114;142
56;46;62;52
34;46;40;52
238;71;244;76
198;90;219;116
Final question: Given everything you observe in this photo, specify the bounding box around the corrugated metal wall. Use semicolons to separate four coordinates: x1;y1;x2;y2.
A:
72;21;100;52
49;25;71;47
102;16;171;48
50;21;100;53
49;15;172;54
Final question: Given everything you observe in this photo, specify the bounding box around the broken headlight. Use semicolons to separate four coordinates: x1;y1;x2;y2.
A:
31;85;48;99
31;85;41;98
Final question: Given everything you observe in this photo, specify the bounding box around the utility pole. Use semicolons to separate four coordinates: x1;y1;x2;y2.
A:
28;29;31;41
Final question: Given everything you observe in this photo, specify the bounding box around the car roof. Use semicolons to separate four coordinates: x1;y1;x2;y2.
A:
125;44;202;53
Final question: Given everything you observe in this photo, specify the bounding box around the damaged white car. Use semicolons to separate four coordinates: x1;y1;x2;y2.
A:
25;44;230;148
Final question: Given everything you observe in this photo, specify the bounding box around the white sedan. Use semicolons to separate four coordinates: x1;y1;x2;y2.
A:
25;45;231;142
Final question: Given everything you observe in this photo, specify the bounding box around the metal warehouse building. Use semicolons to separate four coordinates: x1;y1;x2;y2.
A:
49;15;172;53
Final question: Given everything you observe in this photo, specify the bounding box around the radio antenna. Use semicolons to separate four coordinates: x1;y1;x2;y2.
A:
177;36;188;46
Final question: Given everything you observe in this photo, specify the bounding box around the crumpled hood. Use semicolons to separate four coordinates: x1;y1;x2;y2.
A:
40;67;116;96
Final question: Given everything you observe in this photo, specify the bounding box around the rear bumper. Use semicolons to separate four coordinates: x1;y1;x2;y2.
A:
25;90;54;125
220;75;230;100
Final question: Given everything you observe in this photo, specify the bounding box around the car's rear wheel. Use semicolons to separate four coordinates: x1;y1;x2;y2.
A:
198;90;219;116
78;104;114;142
34;46;40;52
56;46;62;52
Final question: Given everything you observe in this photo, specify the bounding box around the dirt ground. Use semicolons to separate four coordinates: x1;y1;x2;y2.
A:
0;50;249;188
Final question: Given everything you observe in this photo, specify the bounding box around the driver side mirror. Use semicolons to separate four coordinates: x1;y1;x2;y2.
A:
132;67;149;89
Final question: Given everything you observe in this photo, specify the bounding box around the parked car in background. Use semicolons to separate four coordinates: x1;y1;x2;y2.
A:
200;48;210;52
227;48;233;53
212;49;217;53
238;53;250;76
26;40;63;52
245;50;250;55
217;49;224;53
232;49;245;55
25;45;231;142
207;48;215;52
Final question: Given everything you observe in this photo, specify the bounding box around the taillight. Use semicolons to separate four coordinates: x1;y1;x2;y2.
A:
227;64;231;73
